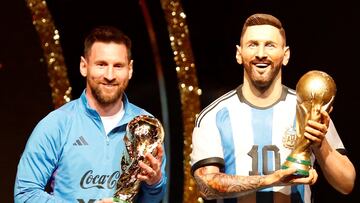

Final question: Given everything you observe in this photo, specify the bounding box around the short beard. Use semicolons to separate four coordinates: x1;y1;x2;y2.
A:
90;81;128;106
93;87;122;105
252;79;273;92
248;65;281;93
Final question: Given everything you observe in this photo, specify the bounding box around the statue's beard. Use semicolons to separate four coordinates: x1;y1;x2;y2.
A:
252;78;273;90
245;61;282;92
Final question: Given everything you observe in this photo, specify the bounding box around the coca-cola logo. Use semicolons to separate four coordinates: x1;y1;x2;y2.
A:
80;170;120;189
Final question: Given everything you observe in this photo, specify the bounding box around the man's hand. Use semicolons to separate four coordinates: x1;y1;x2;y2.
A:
137;144;164;185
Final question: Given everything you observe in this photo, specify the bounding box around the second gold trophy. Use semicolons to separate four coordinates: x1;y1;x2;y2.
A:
281;70;336;176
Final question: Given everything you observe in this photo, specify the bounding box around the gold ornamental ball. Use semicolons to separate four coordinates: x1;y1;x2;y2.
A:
296;70;336;104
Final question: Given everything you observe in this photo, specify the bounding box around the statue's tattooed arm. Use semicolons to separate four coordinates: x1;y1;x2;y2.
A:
194;166;268;199
193;165;313;200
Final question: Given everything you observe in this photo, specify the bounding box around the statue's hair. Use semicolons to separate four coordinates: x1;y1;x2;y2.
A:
240;13;286;45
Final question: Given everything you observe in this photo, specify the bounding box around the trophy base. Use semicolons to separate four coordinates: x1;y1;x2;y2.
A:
281;155;311;177
281;165;309;177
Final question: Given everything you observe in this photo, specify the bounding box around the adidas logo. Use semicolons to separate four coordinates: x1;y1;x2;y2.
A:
73;136;89;146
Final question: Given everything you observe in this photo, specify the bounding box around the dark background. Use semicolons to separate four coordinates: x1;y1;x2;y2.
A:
1;0;359;202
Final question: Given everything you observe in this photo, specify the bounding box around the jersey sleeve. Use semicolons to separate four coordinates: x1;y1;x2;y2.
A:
14;113;66;203
190;113;225;175
326;119;346;153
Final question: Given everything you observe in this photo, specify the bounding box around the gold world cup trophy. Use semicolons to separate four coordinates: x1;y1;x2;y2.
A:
113;115;164;202
281;70;336;176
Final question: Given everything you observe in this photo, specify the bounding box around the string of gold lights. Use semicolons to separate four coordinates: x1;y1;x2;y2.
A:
160;0;203;202
26;0;71;109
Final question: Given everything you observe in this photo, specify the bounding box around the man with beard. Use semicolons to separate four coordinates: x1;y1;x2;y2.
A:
190;13;355;203
14;26;167;203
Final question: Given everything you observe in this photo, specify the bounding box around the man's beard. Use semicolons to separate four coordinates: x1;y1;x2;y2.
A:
89;79;128;106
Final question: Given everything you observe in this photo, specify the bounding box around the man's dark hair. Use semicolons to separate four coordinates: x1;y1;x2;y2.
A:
83;25;132;60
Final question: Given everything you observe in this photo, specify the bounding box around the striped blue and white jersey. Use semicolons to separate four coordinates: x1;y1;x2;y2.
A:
191;85;344;203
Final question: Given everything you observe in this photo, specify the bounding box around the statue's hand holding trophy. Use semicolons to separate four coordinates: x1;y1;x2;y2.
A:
281;70;336;177
113;115;164;202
